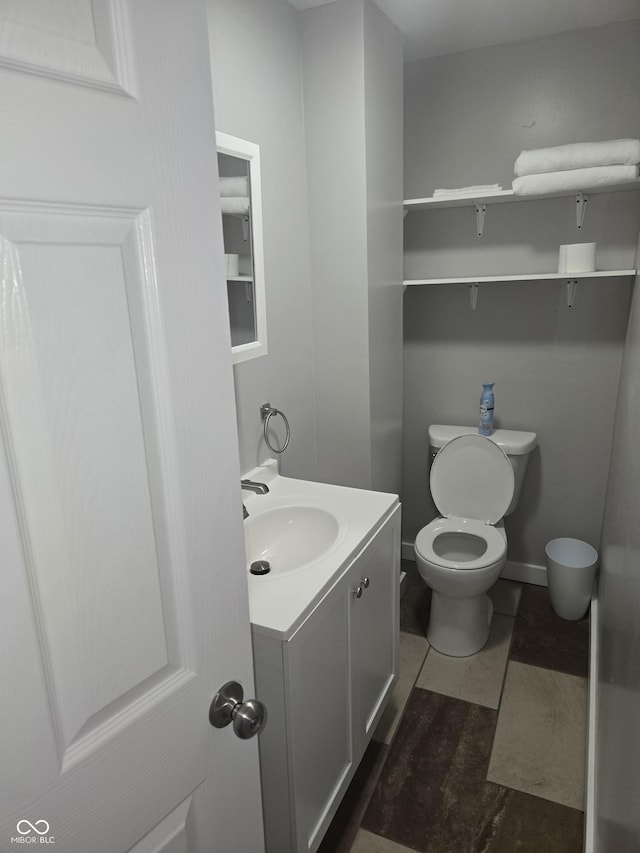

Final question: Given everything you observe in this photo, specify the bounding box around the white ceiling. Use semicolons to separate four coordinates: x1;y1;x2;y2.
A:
286;0;640;61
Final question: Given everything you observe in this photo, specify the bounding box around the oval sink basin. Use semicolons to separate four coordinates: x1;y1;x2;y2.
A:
245;505;340;576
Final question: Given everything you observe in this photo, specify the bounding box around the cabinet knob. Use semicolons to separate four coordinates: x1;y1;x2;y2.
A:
209;681;267;739
352;578;370;598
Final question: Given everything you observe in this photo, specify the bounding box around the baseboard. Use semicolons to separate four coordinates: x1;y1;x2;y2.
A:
501;559;548;587
584;593;598;853
401;541;547;587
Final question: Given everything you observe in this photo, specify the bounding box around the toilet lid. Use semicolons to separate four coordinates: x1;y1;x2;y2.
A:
430;434;514;524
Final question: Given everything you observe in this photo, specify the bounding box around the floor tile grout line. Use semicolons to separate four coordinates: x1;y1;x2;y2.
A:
485;625;516;767
363;681;586;842
352;580;587;851
352;671;586;845
509;658;590;678
362;684;586;851
495;624;517;712
494;582;523;710
505;659;590;685
346;629;431;852
343;758;390;853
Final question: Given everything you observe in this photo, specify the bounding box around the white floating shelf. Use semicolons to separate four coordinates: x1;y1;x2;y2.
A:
403;269;636;309
403;269;636;286
405;189;514;211
403;180;640;212
227;275;253;282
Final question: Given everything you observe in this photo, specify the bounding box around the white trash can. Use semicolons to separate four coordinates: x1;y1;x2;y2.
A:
545;538;598;621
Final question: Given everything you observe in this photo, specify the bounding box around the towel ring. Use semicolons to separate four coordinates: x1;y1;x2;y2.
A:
260;403;290;455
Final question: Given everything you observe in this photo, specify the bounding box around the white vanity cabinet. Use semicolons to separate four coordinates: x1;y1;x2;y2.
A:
252;505;400;853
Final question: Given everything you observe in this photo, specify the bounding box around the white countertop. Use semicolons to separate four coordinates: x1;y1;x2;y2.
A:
242;460;399;640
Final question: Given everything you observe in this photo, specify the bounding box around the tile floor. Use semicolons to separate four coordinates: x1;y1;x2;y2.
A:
318;561;589;853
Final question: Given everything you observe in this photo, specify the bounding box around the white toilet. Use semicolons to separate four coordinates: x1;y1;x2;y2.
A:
414;425;537;657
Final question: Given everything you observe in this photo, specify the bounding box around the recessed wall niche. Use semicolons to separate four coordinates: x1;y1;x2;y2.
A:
216;132;267;363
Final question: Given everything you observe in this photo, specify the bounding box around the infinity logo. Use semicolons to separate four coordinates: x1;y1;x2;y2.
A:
16;820;50;836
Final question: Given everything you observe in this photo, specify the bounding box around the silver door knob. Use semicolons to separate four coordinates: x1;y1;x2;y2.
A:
209;681;267;739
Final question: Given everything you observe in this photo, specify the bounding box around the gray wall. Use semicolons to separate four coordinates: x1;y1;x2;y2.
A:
302;0;370;488
404;21;640;198
595;238;640;848
302;0;404;494
402;21;640;568
207;0;403;495
595;253;640;849
365;0;404;496
207;0;317;480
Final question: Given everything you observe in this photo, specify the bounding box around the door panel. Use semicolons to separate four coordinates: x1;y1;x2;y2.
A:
0;206;178;759
0;0;134;94
0;201;211;840
354;510;400;738
0;2;263;850
286;585;353;852
128;795;197;853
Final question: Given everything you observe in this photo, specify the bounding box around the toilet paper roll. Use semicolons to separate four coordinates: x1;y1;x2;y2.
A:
558;242;596;274
226;253;239;277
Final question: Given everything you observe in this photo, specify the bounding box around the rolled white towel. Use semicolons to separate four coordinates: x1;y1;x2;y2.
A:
512;165;639;196
432;183;502;197
219;175;249;197
220;196;250;215
515;139;640;177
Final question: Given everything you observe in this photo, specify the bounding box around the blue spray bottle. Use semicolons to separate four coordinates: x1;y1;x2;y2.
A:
478;383;495;436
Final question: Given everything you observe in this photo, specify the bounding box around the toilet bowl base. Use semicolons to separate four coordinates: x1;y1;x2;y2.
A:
427;591;494;657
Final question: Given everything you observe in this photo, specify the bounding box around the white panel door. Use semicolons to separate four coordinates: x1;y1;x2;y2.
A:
0;2;264;852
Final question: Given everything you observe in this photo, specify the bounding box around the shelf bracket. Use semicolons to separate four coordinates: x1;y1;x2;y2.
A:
474;203;487;237
469;283;479;310
566;278;578;308
242;215;250;241
575;192;589;229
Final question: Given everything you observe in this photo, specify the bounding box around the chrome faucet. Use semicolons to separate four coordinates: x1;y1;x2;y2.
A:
241;479;269;495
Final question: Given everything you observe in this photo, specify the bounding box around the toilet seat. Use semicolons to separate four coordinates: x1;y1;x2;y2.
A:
415;516;506;571
417;434;513;572
431;433;514;523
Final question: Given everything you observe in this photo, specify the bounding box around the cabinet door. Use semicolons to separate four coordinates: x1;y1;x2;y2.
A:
352;508;400;747
285;580;354;853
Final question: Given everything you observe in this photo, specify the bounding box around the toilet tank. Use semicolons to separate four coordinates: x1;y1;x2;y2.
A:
428;425;537;516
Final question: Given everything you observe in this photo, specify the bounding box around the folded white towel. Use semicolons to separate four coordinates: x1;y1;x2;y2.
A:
512;165;639;196
219;176;249;197
433;183;502;197
515;139;640;177
220;196;250;215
